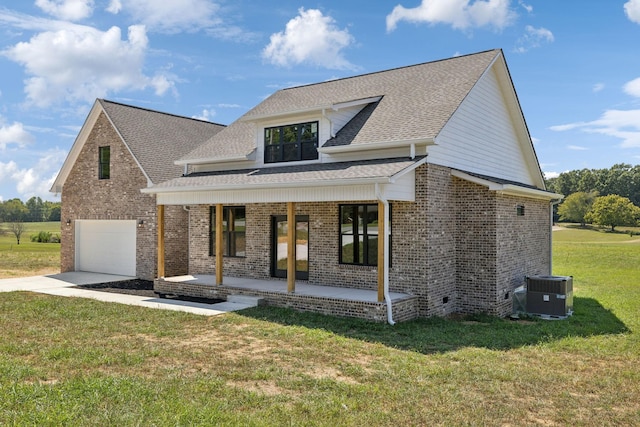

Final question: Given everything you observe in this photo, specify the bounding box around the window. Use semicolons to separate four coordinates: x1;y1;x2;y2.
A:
210;206;246;257
340;204;391;266
264;121;318;163
98;146;110;179
517;205;525;216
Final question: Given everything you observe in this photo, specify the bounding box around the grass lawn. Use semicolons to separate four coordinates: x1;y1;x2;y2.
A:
0;222;60;278
0;225;638;425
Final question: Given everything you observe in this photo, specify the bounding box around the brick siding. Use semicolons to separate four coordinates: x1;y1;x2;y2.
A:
178;163;551;320
61;112;188;280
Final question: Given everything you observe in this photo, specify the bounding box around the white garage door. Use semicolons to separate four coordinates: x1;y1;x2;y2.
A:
75;220;136;276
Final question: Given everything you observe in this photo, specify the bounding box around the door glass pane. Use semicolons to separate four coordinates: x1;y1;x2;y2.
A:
296;221;308;273
276;220;288;271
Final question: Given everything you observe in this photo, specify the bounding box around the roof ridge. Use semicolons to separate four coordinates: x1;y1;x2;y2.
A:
98;99;227;127
277;49;501;93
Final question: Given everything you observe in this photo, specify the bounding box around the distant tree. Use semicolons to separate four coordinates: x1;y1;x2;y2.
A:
547;164;640;206
2;199;28;222
558;191;598;226
10;221;26;245
46;202;61;221
585;195;640;231
26;196;44;222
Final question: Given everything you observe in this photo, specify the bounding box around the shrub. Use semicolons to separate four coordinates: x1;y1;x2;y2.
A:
29;230;61;243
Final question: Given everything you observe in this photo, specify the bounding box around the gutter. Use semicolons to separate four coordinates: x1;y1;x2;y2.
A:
142;175;391;194
319;138;434;155
375;183;395;325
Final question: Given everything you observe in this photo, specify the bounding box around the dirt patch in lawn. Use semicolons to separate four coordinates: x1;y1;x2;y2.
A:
77;279;157;297
77;279;224;304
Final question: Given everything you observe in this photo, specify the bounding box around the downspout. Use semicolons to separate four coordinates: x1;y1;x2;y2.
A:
183;205;191;267
376;183;395;325
549;199;562;274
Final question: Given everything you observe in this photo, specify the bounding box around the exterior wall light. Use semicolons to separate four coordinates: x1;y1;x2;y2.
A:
138;219;145;228
66;219;71;227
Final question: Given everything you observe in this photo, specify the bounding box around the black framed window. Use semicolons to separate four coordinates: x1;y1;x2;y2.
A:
98;146;110;179
339;204;391;266
209;206;246;257
264;121;318;163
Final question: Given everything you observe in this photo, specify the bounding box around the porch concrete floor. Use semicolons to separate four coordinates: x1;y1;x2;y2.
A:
162;275;411;303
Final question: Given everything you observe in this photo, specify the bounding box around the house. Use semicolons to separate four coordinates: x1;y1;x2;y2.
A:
53;49;562;322
50;99;225;280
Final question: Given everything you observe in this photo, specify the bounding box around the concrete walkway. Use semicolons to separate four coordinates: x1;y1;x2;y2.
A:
0;272;259;316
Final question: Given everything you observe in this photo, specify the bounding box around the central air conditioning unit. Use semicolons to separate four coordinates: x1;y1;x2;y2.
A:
526;275;573;318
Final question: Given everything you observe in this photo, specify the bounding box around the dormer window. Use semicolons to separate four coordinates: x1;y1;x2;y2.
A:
264;121;318;163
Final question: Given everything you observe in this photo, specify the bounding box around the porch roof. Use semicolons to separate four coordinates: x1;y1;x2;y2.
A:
142;156;425;204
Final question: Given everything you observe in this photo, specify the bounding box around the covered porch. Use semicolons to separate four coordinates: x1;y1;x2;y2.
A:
154;275;419;323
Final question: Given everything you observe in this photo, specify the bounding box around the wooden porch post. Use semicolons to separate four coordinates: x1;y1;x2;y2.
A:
287;201;296;293
377;201;384;302
216;204;223;285
157;204;165;278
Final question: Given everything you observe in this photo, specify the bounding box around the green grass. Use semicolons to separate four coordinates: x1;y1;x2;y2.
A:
0;222;61;278
0;226;639;425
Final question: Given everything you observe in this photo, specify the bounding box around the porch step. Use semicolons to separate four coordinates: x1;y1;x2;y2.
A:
226;294;264;307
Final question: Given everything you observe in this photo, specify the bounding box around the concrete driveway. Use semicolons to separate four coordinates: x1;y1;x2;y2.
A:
0;272;259;316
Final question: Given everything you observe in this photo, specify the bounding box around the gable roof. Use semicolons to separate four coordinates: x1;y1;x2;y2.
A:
50;99;225;193
178;49;503;164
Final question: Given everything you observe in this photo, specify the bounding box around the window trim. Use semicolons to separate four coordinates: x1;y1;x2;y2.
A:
209;206;246;258
98;146;110;180
339;203;391;267
264;121;319;164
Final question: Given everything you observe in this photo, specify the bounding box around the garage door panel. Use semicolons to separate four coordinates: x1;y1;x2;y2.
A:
76;220;136;276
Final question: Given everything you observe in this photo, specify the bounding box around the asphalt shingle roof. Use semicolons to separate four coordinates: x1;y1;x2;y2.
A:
180;49;501;163
99;99;225;184
151;157;425;190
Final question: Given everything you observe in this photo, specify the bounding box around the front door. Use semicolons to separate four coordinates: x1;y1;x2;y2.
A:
271;215;309;280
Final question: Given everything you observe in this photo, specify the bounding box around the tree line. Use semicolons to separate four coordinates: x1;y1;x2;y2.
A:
546;163;640;231
0;197;61;223
545;163;640;206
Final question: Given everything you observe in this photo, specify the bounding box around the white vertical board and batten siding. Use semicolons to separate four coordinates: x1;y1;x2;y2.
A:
427;67;533;185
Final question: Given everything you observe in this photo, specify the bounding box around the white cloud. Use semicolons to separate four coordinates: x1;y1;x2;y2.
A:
551;109;640;148
192;109;216;121
0;149;67;200
386;0;517;32
544;171;559;179
593;83;605;93
2;24;176;107
114;0;221;34
0;121;35;150
567;145;588;151
35;0;94;21
624;0;640;24
106;0;122;14
263;8;356;70
518;0;533;13
514;25;554;53
623;77;640;97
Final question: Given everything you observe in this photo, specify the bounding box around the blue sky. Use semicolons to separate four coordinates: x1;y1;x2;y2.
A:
1;0;639;202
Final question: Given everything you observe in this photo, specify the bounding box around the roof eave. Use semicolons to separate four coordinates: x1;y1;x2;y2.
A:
49;100;104;194
319;138;435;154
175;154;252;166
239;96;384;123
451;169;563;201
141;176;391;195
